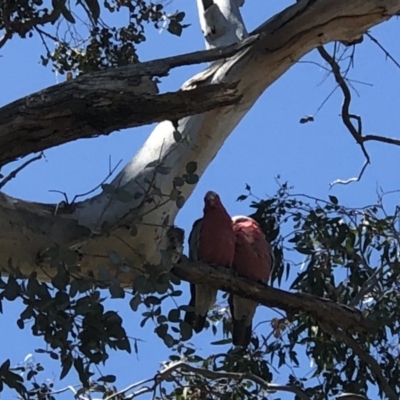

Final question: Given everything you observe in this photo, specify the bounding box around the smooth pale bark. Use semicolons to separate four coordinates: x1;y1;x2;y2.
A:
1;0;400;287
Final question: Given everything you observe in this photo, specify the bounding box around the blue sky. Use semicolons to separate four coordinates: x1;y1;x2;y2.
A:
1;0;400;398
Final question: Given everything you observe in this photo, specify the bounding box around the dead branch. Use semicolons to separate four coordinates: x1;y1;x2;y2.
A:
0;35;259;168
318;45;400;187
317;46;371;185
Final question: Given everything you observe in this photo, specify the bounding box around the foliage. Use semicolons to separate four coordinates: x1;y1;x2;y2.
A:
0;0;189;74
1;177;400;398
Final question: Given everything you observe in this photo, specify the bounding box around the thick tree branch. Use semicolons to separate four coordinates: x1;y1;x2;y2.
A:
0;35;258;168
0;81;241;169
172;261;375;334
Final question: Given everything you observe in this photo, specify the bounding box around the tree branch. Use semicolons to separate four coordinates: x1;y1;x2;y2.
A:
106;360;311;400
318;45;400;186
172;261;375;334
0;35;258;168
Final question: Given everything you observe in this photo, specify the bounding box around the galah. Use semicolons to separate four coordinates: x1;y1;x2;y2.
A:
184;191;236;333
229;215;274;348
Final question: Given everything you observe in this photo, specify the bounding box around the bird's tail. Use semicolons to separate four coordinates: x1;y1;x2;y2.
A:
229;295;253;348
231;319;252;348
184;286;207;333
184;310;207;334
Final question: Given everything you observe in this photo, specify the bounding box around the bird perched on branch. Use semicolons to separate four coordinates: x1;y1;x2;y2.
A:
229;215;274;348
184;191;236;333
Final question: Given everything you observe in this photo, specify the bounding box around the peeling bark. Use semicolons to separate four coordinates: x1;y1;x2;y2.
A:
1;39;262;167
1;0;400;295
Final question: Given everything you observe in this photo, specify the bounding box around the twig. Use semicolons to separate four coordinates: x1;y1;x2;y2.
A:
0;152;44;189
367;32;400;70
72;158;122;203
322;324;398;400
0;32;12;50
48;190;69;204
363;134;400;147
329;159;369;188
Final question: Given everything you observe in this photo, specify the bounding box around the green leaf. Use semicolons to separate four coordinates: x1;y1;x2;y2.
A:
173;130;182;142
179;321;193;341
210;338;232;345
99;375;116;383
60;354;73;380
175;11;185;22
173;177;185;187
82;0;100;21
60;2;76;23
51;267;70;291
157;315;168;324
162;334;175;348
170;188;180;201
156;166;172;175
176;195;185;209
146;160;159;168
155;324;168;339
109;280;125;299
134;275;150;294
295;246;313;255
144;296;162;306
130;294;141;312
185;174;199;185
329;195;338;205
185;161;198;174
168;20;183;36
168;308;180;323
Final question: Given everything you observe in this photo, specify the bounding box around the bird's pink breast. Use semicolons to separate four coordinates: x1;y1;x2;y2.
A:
233;219;272;282
198;209;235;267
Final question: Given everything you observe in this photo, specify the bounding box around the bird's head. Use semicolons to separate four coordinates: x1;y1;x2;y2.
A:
204;190;220;208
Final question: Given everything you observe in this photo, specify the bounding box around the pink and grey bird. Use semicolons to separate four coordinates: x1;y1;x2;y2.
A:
184;191;236;333
229;215;274;348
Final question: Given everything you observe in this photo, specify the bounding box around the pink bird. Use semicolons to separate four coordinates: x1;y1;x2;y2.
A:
184;191;236;333
229;215;274;348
